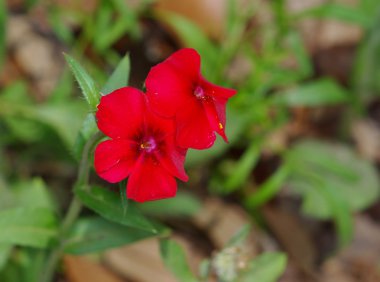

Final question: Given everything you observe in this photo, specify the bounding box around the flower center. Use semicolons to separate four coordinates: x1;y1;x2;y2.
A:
139;137;157;153
194;85;205;99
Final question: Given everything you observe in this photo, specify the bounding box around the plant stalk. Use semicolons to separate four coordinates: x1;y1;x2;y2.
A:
40;131;103;282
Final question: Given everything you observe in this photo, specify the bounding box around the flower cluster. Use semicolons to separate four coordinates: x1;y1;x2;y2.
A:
94;48;236;202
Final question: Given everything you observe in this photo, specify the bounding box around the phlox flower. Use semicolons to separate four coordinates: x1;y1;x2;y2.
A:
146;48;237;149
94;87;188;202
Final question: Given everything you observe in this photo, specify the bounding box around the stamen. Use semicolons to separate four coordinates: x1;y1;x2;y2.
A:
194;85;205;99
140;137;157;153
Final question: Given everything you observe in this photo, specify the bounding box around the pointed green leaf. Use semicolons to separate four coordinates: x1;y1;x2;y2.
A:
287;140;380;218
285;140;380;246
159;12;218;77
226;224;251;247
72;113;98;160
65;217;159;254
0;244;12;270
294;3;371;28
0;207;57;248
139;192;201;218
277;78;349;106
239;253;287;282
12;178;56;212
64;54;100;111
223;138;262;193
101;53;131;94
353;9;380;100
160;239;198;282
245;164;289;209
75;185;157;233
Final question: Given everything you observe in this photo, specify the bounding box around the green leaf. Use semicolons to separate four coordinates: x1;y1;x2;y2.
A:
12;178;56;212
287;140;380;218
72;113;98;160
0;248;45;282
226;224;251;247
64;54;100;111
353;9;380;100
223;139;262;193
101;53;131;94
65;217;158;254
94;10;139;52
245;164;289;209
320;184;353;247
75;185;157;233
239;252;287;282
72;53;131;159
0;207;57;248
139;192;201;218
32;103;86;147
160;12;218;77
0;93;86;148
287;31;313;78
277;78;349;106
0;244;12;270
293;3;371;28
199;259;211;281
160;239;198;282
0;178;55;212
289;175;354;247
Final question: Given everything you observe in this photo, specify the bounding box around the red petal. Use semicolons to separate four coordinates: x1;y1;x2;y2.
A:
94;139;138;183
96;87;146;139
200;78;236;142
155;143;189;182
203;98;228;142
176;97;216;149
164;48;201;80
145;48;200;118
200;77;237;99
144;109;189;181
127;155;177;202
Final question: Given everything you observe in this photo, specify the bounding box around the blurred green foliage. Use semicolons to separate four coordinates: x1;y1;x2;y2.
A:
1;0;380;281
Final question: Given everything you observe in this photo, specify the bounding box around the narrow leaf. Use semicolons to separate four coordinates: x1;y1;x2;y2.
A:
224;138;261;192
240;252;287;282
0;244;12;270
294;3;371;28
0;207;57;248
101;53;131;94
278;78;348;106
226;224;251;247
139;192;201;218
72;113;98;160
76;185;157;233
65;217;157;254
160;239;198;282
158;12;218;77
287;140;380;218
245;165;289;209
64;54;100;111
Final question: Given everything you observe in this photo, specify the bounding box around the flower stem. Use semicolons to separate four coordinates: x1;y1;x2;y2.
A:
40;131;103;282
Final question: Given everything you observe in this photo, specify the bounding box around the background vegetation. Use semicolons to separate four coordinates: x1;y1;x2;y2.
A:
2;0;380;281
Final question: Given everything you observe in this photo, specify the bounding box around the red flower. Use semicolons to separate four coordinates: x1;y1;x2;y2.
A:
94;87;188;203
146;48;237;149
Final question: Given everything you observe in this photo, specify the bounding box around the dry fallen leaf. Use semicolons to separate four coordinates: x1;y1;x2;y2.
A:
64;255;123;282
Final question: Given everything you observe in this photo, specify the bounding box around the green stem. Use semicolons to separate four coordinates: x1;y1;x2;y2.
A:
40;131;103;282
